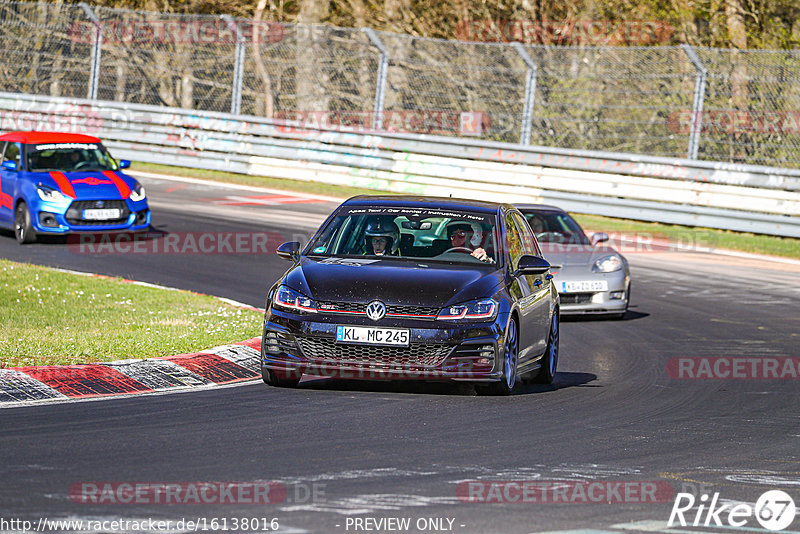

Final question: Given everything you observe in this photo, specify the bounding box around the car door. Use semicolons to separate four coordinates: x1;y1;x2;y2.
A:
509;211;551;361
0;142;21;224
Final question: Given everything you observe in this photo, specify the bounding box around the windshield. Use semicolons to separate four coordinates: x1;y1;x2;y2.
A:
25;142;119;172
307;206;500;265
523;211;590;245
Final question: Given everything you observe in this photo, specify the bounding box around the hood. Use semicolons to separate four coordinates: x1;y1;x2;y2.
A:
539;243;622;268
284;257;503;307
32;170;133;201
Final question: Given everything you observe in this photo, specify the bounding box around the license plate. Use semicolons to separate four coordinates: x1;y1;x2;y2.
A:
82;208;121;220
336;325;410;346
560;280;608;293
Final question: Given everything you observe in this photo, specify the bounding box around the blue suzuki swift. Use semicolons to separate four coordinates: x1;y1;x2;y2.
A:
0;131;150;244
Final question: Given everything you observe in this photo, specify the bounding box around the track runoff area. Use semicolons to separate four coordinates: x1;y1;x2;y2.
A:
0;171;798;534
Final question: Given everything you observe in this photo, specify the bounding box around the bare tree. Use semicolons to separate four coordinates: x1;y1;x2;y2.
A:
253;0;275;117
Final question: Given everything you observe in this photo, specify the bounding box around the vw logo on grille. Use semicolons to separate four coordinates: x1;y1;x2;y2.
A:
366;300;386;321
95;201;105;208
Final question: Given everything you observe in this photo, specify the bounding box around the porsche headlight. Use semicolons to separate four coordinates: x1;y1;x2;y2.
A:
592;255;623;273
272;285;317;313
437;298;497;321
129;183;146;202
36;186;70;206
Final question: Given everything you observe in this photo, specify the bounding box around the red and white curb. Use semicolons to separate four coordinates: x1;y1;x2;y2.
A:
0;267;267;407
0;337;263;406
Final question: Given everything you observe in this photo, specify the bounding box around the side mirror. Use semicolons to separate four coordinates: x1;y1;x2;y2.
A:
2;160;17;171
516;255;551;275
276;241;300;261
591;232;609;245
119;159;132;169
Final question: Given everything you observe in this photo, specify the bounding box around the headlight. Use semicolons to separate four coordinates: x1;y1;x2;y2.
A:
272;285;317;313
36;186;70;206
437;298;497;321
129;183;146;202
593;255;623;273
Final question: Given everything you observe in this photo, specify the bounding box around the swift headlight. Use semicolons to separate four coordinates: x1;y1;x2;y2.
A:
437;298;497;321
129;183;146;202
272;285;317;313
36;186;70;206
593;255;623;273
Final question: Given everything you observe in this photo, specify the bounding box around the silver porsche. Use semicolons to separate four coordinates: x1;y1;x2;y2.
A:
516;204;630;318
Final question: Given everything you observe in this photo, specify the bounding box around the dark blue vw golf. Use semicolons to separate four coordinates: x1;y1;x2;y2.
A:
262;196;560;394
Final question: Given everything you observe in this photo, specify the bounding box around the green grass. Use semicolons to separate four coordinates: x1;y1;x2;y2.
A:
133;161;369;199
0;259;263;367
574;214;800;259
131;161;799;259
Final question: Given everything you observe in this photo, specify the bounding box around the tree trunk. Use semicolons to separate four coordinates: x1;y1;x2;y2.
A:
295;0;330;114
726;0;748;162
253;0;275;118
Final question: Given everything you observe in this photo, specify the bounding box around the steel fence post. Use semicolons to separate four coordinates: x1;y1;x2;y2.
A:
682;44;708;160
364;28;389;131
512;42;537;146
79;2;102;100
222;15;244;115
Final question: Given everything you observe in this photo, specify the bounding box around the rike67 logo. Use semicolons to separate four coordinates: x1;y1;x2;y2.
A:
669;490;796;531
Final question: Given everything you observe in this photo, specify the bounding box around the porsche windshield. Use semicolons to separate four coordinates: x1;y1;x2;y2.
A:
25;142;119;172
523;211;590;245
307;206;500;265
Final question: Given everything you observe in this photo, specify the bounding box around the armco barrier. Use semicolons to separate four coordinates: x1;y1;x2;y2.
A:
1;91;799;237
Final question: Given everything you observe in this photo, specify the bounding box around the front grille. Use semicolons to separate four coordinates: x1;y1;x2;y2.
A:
297;336;452;368
559;292;594;305
317;301;438;319
66;200;129;226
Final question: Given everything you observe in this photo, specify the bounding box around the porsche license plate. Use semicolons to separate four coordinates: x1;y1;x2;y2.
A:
561;280;608;293
336;326;410;346
82;208;121;220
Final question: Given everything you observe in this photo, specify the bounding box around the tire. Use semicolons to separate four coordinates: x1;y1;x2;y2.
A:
533;311;559;384
261;365;301;388
14;201;36;244
485;317;519;396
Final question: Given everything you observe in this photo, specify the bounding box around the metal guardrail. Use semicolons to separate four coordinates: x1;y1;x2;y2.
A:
0;91;798;238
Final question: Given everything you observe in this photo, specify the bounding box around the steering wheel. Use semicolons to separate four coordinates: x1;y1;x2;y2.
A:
442;247;473;254
536;232;565;244
73;161;91;170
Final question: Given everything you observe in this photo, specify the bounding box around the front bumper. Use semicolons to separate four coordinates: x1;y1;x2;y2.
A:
552;266;629;315
30;197;150;234
262;310;508;382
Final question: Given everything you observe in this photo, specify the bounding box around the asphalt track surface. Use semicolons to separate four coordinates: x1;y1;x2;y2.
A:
1;173;799;534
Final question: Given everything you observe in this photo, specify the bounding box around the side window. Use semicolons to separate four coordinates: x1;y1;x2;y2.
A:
513;212;542;257
2;143;21;170
505;213;524;270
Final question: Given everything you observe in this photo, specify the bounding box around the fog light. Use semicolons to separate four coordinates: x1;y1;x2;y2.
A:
610;290;625;300
135;210;149;225
38;212;58;227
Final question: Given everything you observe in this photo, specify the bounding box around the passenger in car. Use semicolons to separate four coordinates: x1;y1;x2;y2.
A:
446;222;494;263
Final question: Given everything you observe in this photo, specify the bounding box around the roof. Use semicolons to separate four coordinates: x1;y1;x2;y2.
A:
0;131;102;144
514;203;568;214
343;195;511;214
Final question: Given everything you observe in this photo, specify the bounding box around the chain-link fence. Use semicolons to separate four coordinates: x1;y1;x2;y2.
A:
1;1;799;169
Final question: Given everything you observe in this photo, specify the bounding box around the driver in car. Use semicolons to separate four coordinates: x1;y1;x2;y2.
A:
447;222;493;263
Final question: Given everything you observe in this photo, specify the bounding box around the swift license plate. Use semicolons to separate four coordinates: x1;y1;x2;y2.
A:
82;208;121;220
